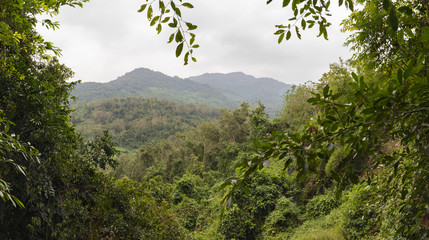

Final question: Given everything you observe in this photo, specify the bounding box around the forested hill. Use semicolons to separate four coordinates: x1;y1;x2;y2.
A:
71;68;236;109
72;97;220;149
71;68;292;116
188;72;292;115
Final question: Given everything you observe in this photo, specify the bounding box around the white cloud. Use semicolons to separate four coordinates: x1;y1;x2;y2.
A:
37;0;353;84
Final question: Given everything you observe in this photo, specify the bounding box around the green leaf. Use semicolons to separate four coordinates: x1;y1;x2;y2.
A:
186;22;197;30
147;5;153;20
295;26;301;39
150;16;159;26
175;42;184;57
167;33;174;43
323;28;328;40
388;7;398;31
274;29;285;35
161;17;170;23
301;19;306;30
159;0;165;12
137;4;147;12
283;0;291;7
182;3;194;8
184;52;189;65
12;195;24;209
278;32;285;43
382;0;390;11
286;30;292;40
398;6;412;15
174;6;182;17
347;0;354;11
156;23;162;34
397;69;403;84
323;85;330;97
307;97;319;103
175;30;183;43
352;72;359;82
168;18;178;28
190;33;195;45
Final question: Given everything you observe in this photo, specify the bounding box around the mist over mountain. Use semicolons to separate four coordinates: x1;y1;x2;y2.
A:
72;68;292;116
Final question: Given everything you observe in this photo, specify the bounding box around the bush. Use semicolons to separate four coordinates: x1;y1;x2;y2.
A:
305;190;339;219
263;196;301;237
341;184;376;239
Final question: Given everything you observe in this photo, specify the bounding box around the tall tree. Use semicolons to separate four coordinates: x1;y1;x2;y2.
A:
1;1;189;239
0;0;99;238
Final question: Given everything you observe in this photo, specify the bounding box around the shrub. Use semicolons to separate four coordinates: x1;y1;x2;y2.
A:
263;196;301;237
305;190;339;219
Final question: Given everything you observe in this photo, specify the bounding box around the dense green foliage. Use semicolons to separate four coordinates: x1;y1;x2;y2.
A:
0;116;39;208
220;0;429;238
0;1;186;239
112;102;274;181
2;0;429;239
72;97;220;149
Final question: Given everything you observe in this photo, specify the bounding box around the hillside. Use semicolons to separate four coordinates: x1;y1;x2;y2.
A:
71;68;292;116
72;97;220;149
188;72;292;115
72;68;237;109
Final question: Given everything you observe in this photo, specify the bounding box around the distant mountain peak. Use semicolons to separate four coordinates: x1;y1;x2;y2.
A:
188;71;292;116
115;67;164;80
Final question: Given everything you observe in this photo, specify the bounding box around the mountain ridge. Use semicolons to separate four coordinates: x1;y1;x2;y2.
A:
187;71;292;115
72;68;292;116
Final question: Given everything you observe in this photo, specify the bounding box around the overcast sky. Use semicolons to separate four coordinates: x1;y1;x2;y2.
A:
37;0;353;85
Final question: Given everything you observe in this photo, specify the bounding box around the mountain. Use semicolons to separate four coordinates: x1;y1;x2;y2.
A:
72;68;236;109
188;72;292;116
71;68;292;116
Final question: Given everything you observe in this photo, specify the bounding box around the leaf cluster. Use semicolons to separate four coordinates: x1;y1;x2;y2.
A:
138;0;198;64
